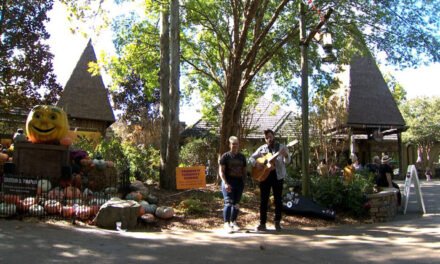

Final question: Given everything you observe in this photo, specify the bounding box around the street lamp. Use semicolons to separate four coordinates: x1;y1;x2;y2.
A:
320;25;336;63
299;3;334;197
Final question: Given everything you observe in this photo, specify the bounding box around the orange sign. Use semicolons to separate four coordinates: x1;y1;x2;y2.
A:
176;166;206;190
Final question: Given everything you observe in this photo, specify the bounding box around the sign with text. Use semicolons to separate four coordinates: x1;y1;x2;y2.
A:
3;176;38;196
403;165;426;215
176;166;206;190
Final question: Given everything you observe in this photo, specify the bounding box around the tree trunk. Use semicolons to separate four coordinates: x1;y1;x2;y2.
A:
159;4;170;187
163;0;180;190
218;77;247;157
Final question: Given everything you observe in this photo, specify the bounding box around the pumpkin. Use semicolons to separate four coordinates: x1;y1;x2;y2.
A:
48;187;65;200
44;200;62;214
59;136;72;146
64;186;81;199
75;205;91;220
126;191;143;202
155;206;174;219
29;204;45;216
138;205;146;216
17;197;36;212
90;205;100;215
0;152;8;162
61;205;75;218
37;179;52;195
3;194;20;205
0;203;17;217
144;204;157;214
25;105;69;144
140;213;157;224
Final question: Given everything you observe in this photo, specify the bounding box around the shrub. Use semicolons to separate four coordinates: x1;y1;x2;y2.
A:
311;171;374;217
177;198;207;215
311;175;345;209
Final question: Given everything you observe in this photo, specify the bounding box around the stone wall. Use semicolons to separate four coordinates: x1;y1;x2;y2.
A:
366;187;398;222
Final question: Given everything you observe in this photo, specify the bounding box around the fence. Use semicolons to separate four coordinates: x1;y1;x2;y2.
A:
0;162;130;221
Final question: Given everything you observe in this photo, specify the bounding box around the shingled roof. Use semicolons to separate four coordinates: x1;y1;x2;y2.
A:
57;40;115;124
180;97;298;139
346;56;405;131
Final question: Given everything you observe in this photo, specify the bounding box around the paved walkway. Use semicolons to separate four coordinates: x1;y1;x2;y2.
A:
1;180;439;264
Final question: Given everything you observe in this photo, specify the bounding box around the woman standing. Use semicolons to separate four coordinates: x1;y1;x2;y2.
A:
218;136;247;233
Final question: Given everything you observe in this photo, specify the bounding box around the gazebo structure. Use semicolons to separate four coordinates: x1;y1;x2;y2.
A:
330;55;408;177
57;40;115;137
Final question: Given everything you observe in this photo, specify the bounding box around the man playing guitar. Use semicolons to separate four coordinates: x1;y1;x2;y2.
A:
250;129;290;231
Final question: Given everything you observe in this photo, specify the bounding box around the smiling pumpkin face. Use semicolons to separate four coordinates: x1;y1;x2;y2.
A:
26;105;69;144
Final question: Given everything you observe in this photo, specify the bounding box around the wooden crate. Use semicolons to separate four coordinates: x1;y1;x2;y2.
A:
13;142;69;182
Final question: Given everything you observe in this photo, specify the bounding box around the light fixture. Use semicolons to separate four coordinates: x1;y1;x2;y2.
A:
373;128;383;142
319;25;336;63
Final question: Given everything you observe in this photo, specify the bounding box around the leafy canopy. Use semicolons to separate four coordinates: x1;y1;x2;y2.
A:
0;0;62;111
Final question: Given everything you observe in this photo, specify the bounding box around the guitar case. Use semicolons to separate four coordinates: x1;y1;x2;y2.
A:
282;192;336;220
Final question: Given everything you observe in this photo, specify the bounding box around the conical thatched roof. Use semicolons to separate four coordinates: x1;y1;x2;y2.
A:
346;55;405;130
57;40;115;124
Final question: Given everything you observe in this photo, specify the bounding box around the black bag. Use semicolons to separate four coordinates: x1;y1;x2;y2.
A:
283;192;336;220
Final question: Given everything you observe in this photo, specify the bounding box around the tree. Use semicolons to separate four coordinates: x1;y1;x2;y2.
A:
0;0;62;111
400;97;440;171
181;0;440;156
60;0;440;178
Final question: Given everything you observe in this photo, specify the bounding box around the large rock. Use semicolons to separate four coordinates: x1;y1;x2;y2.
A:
94;198;140;230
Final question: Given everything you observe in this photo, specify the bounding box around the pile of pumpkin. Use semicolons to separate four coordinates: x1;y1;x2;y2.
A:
125;180;175;223
0;179;113;219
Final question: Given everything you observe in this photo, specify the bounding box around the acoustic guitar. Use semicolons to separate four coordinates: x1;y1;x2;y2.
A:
252;141;296;182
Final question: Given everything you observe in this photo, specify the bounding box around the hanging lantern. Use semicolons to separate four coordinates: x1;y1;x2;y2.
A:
320;25;336;63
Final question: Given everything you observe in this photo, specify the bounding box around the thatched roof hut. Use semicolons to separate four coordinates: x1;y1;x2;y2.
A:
330;55;407;176
57;40;115;135
346;56;406;133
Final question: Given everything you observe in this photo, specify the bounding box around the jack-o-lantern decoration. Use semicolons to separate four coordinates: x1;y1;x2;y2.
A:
26;105;69;144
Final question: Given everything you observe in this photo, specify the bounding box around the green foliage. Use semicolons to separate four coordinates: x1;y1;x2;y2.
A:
121;143;160;183
177;198;207;215
0;0;62;111
177;191;220;215
72;132;160;183
310;175;345;209
400;97;440;145
179;137;218;167
311;172;374;217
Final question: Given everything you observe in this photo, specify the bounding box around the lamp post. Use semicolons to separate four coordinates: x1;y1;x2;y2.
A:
299;3;334;196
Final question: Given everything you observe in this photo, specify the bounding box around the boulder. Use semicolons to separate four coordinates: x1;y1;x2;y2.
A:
94;198;140;230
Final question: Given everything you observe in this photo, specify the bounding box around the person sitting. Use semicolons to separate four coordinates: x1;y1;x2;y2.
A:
317;159;329;177
377;155;401;206
366;155;380;177
343;159;355;183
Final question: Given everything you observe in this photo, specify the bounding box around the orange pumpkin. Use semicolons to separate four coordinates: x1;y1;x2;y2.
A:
26;105;69;144
75;205;91;220
64;186;81;199
44;200;62;214
17;197;36;212
4;194;21;205
61;205;75;218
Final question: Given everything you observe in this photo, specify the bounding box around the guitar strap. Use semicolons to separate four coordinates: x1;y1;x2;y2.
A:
269;142;280;154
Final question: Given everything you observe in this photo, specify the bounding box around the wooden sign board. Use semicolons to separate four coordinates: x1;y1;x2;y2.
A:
176;166;206;190
403;165;426;214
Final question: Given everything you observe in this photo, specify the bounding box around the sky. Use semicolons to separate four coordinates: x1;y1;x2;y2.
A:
45;2;440;126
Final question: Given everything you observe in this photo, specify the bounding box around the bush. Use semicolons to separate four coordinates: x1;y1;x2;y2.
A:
180;137;218;181
311;175;345;209
177;198;207;215
311;171;374;217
